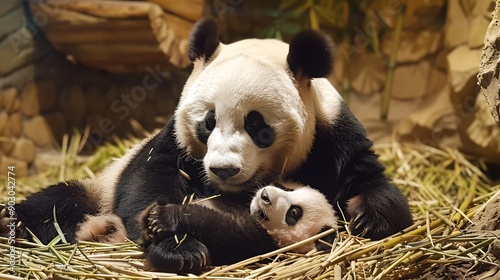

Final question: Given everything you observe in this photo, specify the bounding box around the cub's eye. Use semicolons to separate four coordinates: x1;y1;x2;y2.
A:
245;111;262;131
285;205;303;226
205;110;216;131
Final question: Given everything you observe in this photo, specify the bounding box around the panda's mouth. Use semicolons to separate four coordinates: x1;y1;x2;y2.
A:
214;170;263;192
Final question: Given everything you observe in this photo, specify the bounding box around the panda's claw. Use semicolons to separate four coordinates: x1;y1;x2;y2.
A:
143;231;211;274
0;204;28;239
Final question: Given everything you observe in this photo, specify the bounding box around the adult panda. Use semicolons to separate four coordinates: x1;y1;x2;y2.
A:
1;18;412;274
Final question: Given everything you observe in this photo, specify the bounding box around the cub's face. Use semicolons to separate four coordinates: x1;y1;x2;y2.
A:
175;42;314;192
250;182;337;251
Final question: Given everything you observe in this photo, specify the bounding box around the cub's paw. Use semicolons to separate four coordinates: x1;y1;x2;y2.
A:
143;227;211;274
0;204;27;239
347;196;390;240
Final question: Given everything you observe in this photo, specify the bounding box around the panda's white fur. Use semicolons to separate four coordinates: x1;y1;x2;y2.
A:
175;39;342;192
250;182;337;253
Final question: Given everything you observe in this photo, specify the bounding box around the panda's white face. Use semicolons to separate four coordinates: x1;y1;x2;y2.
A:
175;40;316;192
250;182;337;251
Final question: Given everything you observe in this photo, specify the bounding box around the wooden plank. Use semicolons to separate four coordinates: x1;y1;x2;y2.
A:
43;0;155;19
145;0;204;21
45;29;158;44
55;43;163;56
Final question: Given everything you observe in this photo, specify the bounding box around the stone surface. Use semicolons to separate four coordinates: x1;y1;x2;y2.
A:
468;16;491;48
105;86;120;104
445;0;471;49
20;81;58;117
23;112;67;147
447;45;483;94
7;112;21;137
59;85;86;126
472;0;496;19
0;111;7;135
373;0;446;30
382;30;443;63
0;137;15;155
391;58;432;100
11;137;36;163
0;155;28;177
478;0;500;122
434;49;449;72
349;51;386;95
86;86;106;114
1;87;20;113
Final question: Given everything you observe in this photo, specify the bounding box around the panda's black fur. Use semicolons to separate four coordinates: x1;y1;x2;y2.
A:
1;17;413;274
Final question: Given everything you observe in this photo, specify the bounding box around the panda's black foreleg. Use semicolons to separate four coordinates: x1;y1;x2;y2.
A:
346;177;413;240
0;180;100;244
139;202;278;274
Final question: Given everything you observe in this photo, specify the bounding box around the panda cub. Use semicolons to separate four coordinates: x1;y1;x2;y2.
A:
250;182;337;253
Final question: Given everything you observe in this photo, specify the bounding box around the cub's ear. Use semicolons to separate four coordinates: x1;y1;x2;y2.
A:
188;17;220;62
287;30;334;79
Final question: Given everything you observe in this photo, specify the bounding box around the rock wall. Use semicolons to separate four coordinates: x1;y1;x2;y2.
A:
329;0;500;162
0;2;188;177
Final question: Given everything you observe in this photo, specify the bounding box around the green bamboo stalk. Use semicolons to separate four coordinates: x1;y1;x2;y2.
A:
380;1;407;120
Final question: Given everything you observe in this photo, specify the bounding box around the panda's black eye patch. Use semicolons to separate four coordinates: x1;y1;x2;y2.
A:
244;111;274;148
197;110;216;144
205;110;216;131
285;205;303;226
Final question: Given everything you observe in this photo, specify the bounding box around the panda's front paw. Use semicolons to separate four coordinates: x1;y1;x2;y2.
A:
347;196;390;240
0;204;27;239
143;234;211;274
140;202;181;243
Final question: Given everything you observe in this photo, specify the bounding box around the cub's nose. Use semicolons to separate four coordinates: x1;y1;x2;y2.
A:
209;167;240;180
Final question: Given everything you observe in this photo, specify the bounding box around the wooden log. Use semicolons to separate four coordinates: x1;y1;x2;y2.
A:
78;60;173;73
45;29;158;44
54;43;163;57
39;0;155;19
29;0;195;72
30;4;152;29
145;0;204;21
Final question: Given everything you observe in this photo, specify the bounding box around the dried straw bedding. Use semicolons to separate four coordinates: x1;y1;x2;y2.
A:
1;141;499;279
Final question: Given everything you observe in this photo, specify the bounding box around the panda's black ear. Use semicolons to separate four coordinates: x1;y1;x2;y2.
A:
287;30;333;79
188;17;220;62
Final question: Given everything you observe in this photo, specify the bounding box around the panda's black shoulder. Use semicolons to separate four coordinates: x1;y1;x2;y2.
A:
113;118;187;239
287;103;384;199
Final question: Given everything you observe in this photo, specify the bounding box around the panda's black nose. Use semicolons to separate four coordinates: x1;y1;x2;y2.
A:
209;167;240;180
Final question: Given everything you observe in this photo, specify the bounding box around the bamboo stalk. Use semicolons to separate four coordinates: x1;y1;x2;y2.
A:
380;0;407;120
